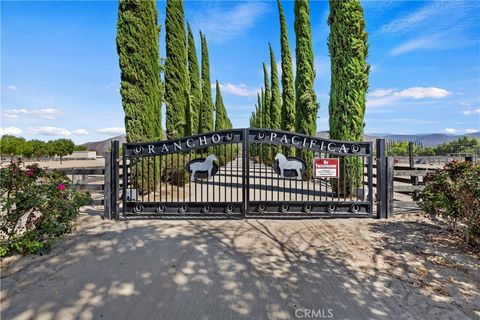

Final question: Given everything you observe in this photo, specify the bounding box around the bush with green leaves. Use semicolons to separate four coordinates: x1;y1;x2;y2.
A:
416;161;480;245
0;162;90;256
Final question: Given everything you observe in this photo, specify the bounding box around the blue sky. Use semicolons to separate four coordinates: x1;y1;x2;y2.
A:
1;0;479;143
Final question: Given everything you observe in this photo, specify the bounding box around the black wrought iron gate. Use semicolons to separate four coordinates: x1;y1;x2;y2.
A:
113;128;374;218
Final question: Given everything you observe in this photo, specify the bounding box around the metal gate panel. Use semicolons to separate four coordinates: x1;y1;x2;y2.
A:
117;128;375;218
122;129;245;217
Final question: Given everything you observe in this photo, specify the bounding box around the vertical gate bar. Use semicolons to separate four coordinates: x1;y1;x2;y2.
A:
122;144;127;218
387;156;394;218
104;151;111;219
200;149;203;203
147;155;150;202
195;151;198;203
212;147;216;203
368;146;373;214
230;143;233;203
135;155;138;204
343;158;346;201
159;155;162;202
153;154;156;203
188;151;191;202
112;140;120;220
176;154;179;202
170;153;173;202
271;147;274;203
243;129;249;215
237;142;240;204
223;142;226;203
361;156;365;201
183;152;186;202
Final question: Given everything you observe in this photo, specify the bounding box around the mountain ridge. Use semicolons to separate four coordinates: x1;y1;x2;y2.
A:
82;131;479;154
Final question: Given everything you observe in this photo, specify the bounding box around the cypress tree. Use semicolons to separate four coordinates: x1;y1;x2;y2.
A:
294;0;317;136
187;23;201;135
262;63;271;130
165;0;188;139
328;0;368;142
277;0;295;133
294;0;318;177
116;0;163;143
198;32;214;133
269;44;281;131
257;92;263;128
328;0;369;195
214;80;227;131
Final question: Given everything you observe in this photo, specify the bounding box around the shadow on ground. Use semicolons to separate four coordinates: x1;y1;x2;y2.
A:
1;212;478;320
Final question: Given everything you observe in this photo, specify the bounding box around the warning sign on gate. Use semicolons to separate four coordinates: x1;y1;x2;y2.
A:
313;158;339;178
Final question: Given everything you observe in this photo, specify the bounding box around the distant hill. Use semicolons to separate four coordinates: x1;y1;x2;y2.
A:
381;132;480;147
82;135;126;156
83;131;479;155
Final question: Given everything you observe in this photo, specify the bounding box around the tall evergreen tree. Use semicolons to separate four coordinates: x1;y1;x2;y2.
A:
198;32;214;133
294;0;318;176
257;92;263;128
214;80;228;131
165;0;188;139
187;23;201;135
116;0;163;142
277;0;295;133
262;63;271;129
328;0;368;142
328;0;369;195
269;44;281;131
294;0;317;136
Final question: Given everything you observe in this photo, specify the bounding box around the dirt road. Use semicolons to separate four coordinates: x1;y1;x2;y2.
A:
1;213;478;320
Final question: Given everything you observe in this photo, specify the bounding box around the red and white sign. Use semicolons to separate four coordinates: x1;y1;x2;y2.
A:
313;158;339;178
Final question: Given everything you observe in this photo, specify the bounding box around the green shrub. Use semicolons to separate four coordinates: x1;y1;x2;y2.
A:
416;161;480;245
0;162;90;256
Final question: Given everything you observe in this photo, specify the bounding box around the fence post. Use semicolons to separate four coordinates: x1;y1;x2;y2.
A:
111;140;120;220
408;142;414;168
386;156;394;218
104;151;112;219
376;139;387;219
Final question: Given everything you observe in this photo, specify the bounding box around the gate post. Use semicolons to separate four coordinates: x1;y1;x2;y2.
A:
104;151;112;219
376;139;388;219
386;156;394;217
110;140;120;220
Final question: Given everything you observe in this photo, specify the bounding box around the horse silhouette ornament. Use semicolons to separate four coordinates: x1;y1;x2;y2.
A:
186;154;219;181
274;153;306;179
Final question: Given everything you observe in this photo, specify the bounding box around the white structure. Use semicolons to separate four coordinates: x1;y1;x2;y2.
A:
189;154;217;181
275;153;303;178
63;151;97;160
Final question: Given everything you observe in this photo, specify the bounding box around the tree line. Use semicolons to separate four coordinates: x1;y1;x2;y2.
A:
249;0;368;191
387;137;480;157
116;0;232;144
0;135;83;163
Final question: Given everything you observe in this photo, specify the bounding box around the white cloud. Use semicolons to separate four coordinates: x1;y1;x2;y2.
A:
97;127;125;135
2;108;60;120
4;108;28;114
192;2;268;43
216;83;258;98
367;87;451;108
465;129;479;134
390;35;442;56
29;126;71;136
368;89;395;98
444;128;457;134
462;108;480;115
379;2;448;35
72;129;89;135
0;127;23;136
31;108;61;120
7;85;17;91
392;87;450;99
